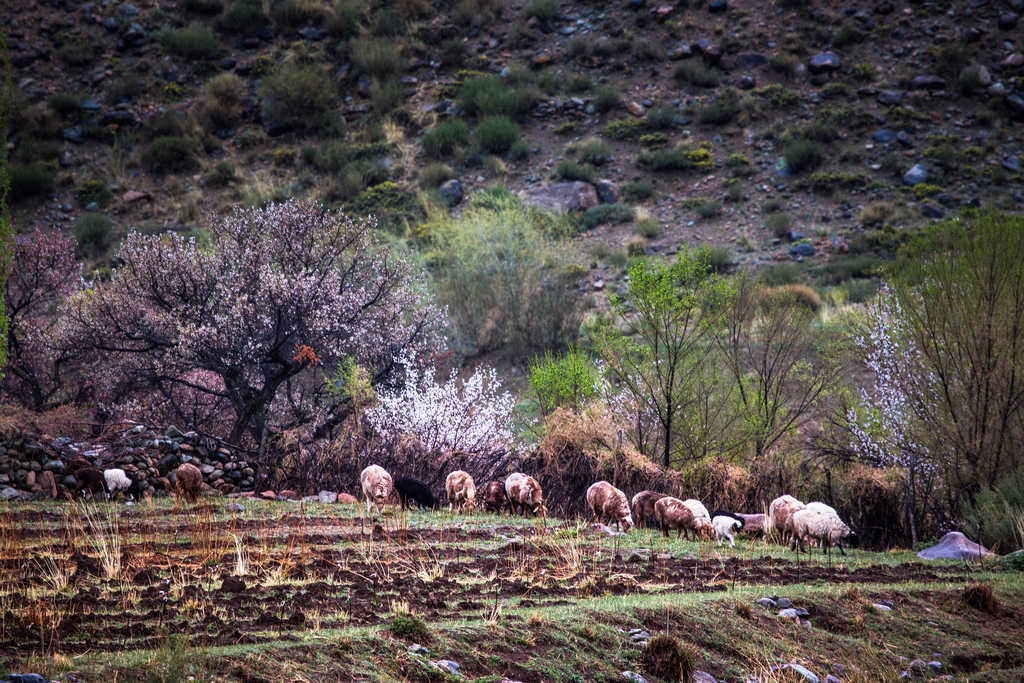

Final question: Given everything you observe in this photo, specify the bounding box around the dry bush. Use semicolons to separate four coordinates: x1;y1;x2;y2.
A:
643;634;695;682
0;404;94;440
759;283;823;312
962;583;998;615
201;73;247;129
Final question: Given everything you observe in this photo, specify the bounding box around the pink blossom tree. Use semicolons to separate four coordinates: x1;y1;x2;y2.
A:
1;229;86;410
63;199;442;444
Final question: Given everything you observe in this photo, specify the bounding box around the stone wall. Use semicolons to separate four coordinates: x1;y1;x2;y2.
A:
0;424;258;500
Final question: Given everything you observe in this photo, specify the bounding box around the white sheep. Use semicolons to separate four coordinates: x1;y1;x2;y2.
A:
681;498;711;521
805;501;838;516
711;513;744;547
103;468;132;499
768;494;806;544
790;508;859;559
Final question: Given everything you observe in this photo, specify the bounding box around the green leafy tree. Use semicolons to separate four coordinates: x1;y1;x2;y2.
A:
595;248;732;467
528;347;600;414
889;210;1024;502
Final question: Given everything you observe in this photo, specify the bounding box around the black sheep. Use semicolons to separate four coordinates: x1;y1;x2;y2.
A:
393;477;437;510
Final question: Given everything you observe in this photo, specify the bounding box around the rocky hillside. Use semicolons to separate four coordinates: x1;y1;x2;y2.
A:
7;0;1024;299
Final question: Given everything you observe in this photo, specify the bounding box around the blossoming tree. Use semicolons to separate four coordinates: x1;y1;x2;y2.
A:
63;199;442;444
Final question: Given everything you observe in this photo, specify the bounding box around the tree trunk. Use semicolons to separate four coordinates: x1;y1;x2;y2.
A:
907;465;918;547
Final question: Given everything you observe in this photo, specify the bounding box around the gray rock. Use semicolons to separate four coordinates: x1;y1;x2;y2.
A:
1002;156;1021;174
808;52;841;73
520;182;599;213
596;523;627;536
917;531;993;560
594;179;619;204
757;597;777;608
165;425;184;439
873;128;897;143
62;127;84;143
408;643;430;656
778;608;799;618
824;676;842;683
896;131;915;148
1008;95;1024;121
439;179;463;206
431;660;460;675
787;664;820;683
693;672;718;683
921;203;945;219
790;243;815;257
3;675;51;683
630;629;650;642
738;75;756;89
909;75;945;90
776;597;793;609
998;12;1019;29
0;486;28;501
226;503;245;513
318;490;338;504
927;661;942;672
903;164;929;186
622;672;649;683
877;89;903;105
872;603;892;612
736;52;767;69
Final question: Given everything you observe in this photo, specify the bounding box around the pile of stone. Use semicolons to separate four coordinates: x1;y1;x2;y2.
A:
0;424;258;501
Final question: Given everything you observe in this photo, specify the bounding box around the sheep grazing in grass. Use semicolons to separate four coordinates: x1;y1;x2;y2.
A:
711;510;745;547
482;480;507;513
175;462;203;502
790;508;859;559
360;464;393;515
768;494;806;544
393;477;436;510
586;481;634;532
505;473;547;517
75;466;106;498
631;490;667;529
445;470;477;513
735;512;765;536
103;468;132;499
655;496;713;540
681;498;711;522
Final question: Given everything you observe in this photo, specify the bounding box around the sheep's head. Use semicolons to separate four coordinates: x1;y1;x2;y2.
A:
534;502;548;517
621;515;635;532
465;497;477;513
846;529;860;548
696;519;714;539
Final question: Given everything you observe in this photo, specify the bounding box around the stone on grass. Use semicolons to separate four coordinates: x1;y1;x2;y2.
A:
3;675;51;683
776;597;792;609
317;490;338;504
431;659;460;675
622;672;649;683
694;672;718;683
520;182;599;213
808;52;841;73
757;597;777;608
778;608;799;619
787;664;820;683
916;531;993;560
408;643;430;656
903;164;929;186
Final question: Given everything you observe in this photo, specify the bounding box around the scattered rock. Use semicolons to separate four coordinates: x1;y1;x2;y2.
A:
123;190;152;203
317;490;338;504
776;597;793;609
790;243;815;257
903;164;929;186
220;575;246;593
909;75;945;91
808;52;841;73
0;486;28;501
431;660;460;675
787;664;820;683
622;672;649;683
439;179;464;206
408;643;430;656
736;52;767;69
921;203;945;219
877;89;903;105
778;608;799;619
337;492;359;504
693;672;718;683
3;675;51;683
873;128;897;143
259;490;277;500
226;503;245;512
520;182;599;213
998;12;1019;30
757;597;777;608
626;101;645;117
917;531;993;560
594;179;619;204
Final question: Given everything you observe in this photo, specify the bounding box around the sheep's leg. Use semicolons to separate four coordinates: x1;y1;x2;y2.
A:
729;535;735;548
837;542;847;557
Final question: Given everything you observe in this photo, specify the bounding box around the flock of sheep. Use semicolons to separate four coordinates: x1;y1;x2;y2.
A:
359;466;860;557
66;459;858;558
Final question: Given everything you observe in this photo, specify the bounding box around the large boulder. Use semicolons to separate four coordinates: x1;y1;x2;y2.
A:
917;531;993;560
519;182;599;213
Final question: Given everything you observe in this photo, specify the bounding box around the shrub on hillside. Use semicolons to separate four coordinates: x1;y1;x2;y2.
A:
10;163;57;202
73;212;116;257
258;64;336;132
783;137;824;174
332;0;363;38
201;72;247;129
673;61;721;87
639;145;715;172
158;23;223;60
963;466;1024;552
554;160;595;183
525;0;558;23
528;348;600;414
474;116;520;154
347;181;421;234
271;0;331;28
622;180;653;201
581;204;634;229
699;95;738;125
350;37;403;78
182;0;223;13
575;138;611;166
422;119;470;158
592;85;621;113
219;0;270;34
141;136;198;174
457;76;539;119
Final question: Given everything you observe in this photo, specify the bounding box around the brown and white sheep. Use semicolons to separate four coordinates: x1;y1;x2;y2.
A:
681;498;711;522
586;481;634;531
630;490;667;528
445;470;477;513
654;496;714;540
482;480;507;513
74;466;107;498
360;464;393;514
768;494;806;544
175;462;203;502
505;473;547;517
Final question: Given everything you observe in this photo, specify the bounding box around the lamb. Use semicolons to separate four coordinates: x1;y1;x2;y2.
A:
790;508;859;558
586;481;634;531
74;466;106;498
104;468;132;499
630;490;667;529
504;473;547;517
175;462;203;502
710;510;745;547
655;496;714;540
768;494;806;544
393;477;436;510
360;464;394;514
482;480;507;513
445;470;477;513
